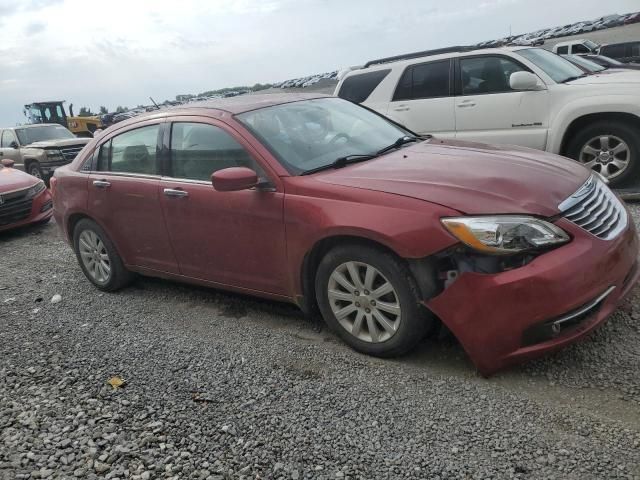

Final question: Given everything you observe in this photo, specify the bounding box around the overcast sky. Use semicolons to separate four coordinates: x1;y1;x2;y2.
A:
0;0;638;125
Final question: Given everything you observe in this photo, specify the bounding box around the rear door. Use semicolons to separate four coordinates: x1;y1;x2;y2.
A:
88;121;179;273
159;118;288;295
387;59;456;137
0;130;24;170
454;54;549;149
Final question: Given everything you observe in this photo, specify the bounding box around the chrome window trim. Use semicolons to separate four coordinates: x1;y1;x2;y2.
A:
86;171;161;180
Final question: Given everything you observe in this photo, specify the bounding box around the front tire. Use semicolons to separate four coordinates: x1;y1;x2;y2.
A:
567;121;640;187
28;162;44;180
73;219;134;291
315;245;433;357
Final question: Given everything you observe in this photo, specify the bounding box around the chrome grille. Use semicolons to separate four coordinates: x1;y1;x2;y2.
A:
0;187;33;225
59;145;85;161
559;175;627;240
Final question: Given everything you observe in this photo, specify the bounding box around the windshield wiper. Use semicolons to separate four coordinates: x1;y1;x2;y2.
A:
300;154;378;176
376;135;422;155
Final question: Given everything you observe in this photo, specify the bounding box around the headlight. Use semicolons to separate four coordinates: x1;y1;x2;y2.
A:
46;150;64;161
441;216;569;254
26;180;46;198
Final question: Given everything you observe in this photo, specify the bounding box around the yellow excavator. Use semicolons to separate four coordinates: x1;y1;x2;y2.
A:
23;101;102;137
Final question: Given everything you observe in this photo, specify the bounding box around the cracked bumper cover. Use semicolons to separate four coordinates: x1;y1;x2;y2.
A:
425;217;639;376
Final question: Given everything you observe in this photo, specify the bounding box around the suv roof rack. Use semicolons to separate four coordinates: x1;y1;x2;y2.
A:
364;46;475;68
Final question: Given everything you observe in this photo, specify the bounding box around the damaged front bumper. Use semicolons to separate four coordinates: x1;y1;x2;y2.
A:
426;218;639;376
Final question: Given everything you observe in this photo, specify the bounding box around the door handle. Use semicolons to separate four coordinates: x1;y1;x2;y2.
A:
92;180;111;188
457;101;476;108
393;105;410;112
163;188;189;198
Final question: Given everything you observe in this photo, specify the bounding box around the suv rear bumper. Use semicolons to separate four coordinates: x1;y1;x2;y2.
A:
426;217;639;376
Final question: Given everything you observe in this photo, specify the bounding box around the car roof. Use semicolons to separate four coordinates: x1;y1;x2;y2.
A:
348;46;528;74
177;92;331;114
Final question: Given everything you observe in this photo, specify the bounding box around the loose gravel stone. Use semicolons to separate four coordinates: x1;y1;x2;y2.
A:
1;209;639;479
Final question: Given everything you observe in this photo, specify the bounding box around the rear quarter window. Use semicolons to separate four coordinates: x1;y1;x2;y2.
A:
337;69;391;104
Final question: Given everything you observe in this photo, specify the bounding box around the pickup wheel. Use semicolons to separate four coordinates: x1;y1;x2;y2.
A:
27;161;44;180
73;219;135;291
315;245;433;357
567;121;640;187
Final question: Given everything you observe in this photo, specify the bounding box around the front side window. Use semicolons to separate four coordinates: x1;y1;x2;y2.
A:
169;123;261;181
1;130;17;148
573;44;589;54
237;97;411;175
518;48;584;83
393;60;450;101
338;69;390;104
98;124;159;175
460;56;526;95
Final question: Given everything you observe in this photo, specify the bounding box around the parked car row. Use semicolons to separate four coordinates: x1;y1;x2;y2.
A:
553;39;640;63
336;45;640;187
475;11;639;49
274;71;338;89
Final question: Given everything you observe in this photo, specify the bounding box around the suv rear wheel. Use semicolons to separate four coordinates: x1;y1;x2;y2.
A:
73;219;134;291
315;245;433;357
567;121;640;186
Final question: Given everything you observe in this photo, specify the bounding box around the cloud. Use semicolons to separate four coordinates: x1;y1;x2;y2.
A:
24;21;46;35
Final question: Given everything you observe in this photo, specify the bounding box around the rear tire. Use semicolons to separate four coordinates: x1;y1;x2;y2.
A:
567;121;640;187
315;244;433;357
73;219;134;291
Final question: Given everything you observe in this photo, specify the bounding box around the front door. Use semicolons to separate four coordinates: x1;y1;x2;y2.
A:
454;55;549;150
159;120;288;295
386;59;456;138
88;122;179;273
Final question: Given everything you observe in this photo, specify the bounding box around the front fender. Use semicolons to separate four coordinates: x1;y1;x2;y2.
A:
547;95;640;153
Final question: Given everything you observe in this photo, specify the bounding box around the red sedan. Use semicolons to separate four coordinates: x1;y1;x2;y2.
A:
51;94;638;375
0;159;52;232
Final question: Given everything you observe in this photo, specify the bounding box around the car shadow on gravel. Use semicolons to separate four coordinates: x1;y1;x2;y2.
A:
0;219;52;242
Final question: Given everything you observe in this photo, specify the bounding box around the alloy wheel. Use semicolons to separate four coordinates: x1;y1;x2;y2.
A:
327;261;401;343
78;230;111;284
579;135;630;180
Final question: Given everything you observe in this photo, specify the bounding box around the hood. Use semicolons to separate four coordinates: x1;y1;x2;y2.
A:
24;138;91;149
0;167;39;192
567;70;640;85
313;139;590;216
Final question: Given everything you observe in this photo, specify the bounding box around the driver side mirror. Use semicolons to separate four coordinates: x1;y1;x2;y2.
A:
211;167;258;192
10;141;19;149
1;159;15;168
510;71;545;91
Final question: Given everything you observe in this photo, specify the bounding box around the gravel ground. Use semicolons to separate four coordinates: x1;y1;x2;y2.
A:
1;203;640;480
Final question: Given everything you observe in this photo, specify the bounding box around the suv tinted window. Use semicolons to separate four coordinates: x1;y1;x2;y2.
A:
460;56;525;95
98;124;159;174
1;130;17;148
556;46;569;54
338;69;390;103
393;60;450;101
169;123;260;181
601;44;626;58
631;43;640;57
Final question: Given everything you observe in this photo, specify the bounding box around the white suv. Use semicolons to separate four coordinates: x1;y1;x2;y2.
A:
335;46;640;186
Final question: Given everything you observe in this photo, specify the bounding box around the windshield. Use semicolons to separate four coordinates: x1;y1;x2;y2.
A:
236;97;412;175
565;55;606;72
15;125;75;145
584;40;599;51
518;48;585;83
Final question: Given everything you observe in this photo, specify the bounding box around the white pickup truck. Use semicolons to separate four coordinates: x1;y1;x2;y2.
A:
335;46;640;186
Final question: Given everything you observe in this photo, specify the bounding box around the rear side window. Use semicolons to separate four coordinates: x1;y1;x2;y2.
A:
338;69;390;103
97;124;160;175
393;60;450;101
556;46;569;54
169;123;262;181
601;44;626;58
